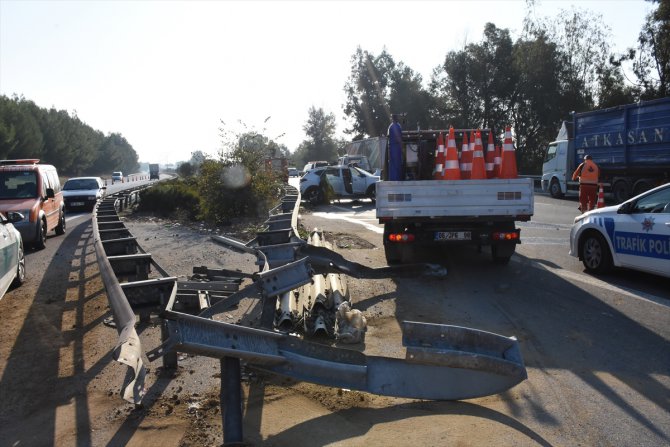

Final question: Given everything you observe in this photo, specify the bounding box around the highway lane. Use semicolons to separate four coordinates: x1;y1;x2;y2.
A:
301;190;669;303
298;188;669;446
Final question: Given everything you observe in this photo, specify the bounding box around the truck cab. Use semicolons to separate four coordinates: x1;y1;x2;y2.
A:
541;139;570;198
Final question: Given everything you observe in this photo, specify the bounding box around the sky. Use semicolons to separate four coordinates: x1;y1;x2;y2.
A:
0;0;654;166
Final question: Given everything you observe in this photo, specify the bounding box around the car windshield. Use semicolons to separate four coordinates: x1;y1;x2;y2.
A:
0;171;38;199
64;179;99;190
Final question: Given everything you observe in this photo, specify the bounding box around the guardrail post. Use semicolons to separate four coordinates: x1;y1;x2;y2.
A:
221;356;243;445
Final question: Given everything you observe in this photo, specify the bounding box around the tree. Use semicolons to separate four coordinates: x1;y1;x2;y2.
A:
627;0;670;99
344;47;435;138
343;48;395;138
294;106;339;166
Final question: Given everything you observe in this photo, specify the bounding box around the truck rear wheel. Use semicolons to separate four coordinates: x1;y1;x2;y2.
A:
491;242;515;264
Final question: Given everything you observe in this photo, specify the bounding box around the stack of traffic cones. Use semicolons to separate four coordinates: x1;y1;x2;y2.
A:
499;126;518;179
597;183;605;208
433;132;446;179
460;132;472;179
443;127;461;180
485;131;495;179
494;145;502;178
470;130;487;180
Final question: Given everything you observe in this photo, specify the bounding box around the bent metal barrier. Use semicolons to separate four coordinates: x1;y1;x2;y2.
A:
93;183;528;444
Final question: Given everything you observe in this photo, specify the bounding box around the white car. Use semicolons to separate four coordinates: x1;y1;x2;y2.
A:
0;211;25;298
300;165;379;205
569;182;670;278
63;177;106;211
111;171;123;183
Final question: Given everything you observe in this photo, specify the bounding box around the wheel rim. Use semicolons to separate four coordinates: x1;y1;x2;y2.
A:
41;221;47;244
17;244;25;281
583;237;602;269
550;181;559;196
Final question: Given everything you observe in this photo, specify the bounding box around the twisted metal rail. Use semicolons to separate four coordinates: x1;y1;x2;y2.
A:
93;182;527;445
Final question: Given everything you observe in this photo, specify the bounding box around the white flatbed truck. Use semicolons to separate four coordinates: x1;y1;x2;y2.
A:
376;129;534;264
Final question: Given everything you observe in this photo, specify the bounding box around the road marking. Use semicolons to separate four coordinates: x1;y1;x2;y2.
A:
65;213;89;223
520;237;569;245
523;258;669;309
312;211;383;234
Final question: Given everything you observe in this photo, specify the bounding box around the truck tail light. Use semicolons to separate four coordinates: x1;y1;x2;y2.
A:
492;231;519;241
388;233;415;243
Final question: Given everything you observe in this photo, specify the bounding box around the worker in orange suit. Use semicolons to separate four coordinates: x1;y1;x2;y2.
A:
572;154;600;212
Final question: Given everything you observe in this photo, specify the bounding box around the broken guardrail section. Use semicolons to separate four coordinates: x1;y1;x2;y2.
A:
94;183;527;408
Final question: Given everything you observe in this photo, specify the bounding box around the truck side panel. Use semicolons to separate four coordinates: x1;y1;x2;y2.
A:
376;178;534;219
574;97;670;173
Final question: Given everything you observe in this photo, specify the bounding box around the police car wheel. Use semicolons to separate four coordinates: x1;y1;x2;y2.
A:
580;232;612;274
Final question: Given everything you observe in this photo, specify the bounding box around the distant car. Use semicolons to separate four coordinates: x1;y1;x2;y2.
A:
288;168;300;177
302;161;329;174
111;171;123;183
62;177;106;211
569;182;670;278
299;165;379;205
0;211;25;298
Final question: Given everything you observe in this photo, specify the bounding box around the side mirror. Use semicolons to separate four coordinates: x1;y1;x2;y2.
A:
617;202;632;214
101;186;107;190
6;211;24;223
46;188;55;199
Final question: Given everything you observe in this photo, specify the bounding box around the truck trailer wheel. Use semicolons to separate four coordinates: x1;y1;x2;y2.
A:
612;181;629;203
491;243;515;264
549;178;564;199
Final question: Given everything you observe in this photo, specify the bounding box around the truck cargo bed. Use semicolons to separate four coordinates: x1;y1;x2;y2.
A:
376;178;534;220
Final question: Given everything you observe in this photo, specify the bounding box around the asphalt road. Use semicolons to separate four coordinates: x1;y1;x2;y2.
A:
296;181;670;447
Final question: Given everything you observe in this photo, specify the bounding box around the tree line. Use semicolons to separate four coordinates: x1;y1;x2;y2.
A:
0;95;138;176
296;0;670;174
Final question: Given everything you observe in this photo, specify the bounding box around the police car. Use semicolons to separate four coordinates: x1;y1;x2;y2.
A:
569;182;670;278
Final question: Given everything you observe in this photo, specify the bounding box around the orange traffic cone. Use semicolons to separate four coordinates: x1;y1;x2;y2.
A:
433;132;446;179
443;127;461;180
460;132;471;179
597;183;605;208
493;144;502;178
470;130;487;180
499;126;518;179
485;131;495;179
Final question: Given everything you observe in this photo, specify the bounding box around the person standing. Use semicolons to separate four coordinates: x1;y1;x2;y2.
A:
388;114;403;181
572;154;600;212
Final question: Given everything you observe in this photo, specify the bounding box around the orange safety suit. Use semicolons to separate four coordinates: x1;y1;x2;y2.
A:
572;159;600;211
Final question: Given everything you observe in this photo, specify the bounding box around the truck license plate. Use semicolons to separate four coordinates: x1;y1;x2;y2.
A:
71;202;85;206
435;231;471;241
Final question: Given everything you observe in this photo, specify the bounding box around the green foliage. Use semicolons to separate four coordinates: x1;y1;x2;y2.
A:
193;123;285;224
0;94;138;175
137;178;200;218
178;162;195;177
293;107;340;166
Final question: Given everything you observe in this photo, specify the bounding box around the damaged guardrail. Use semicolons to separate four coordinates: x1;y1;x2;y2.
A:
93;181;528;444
